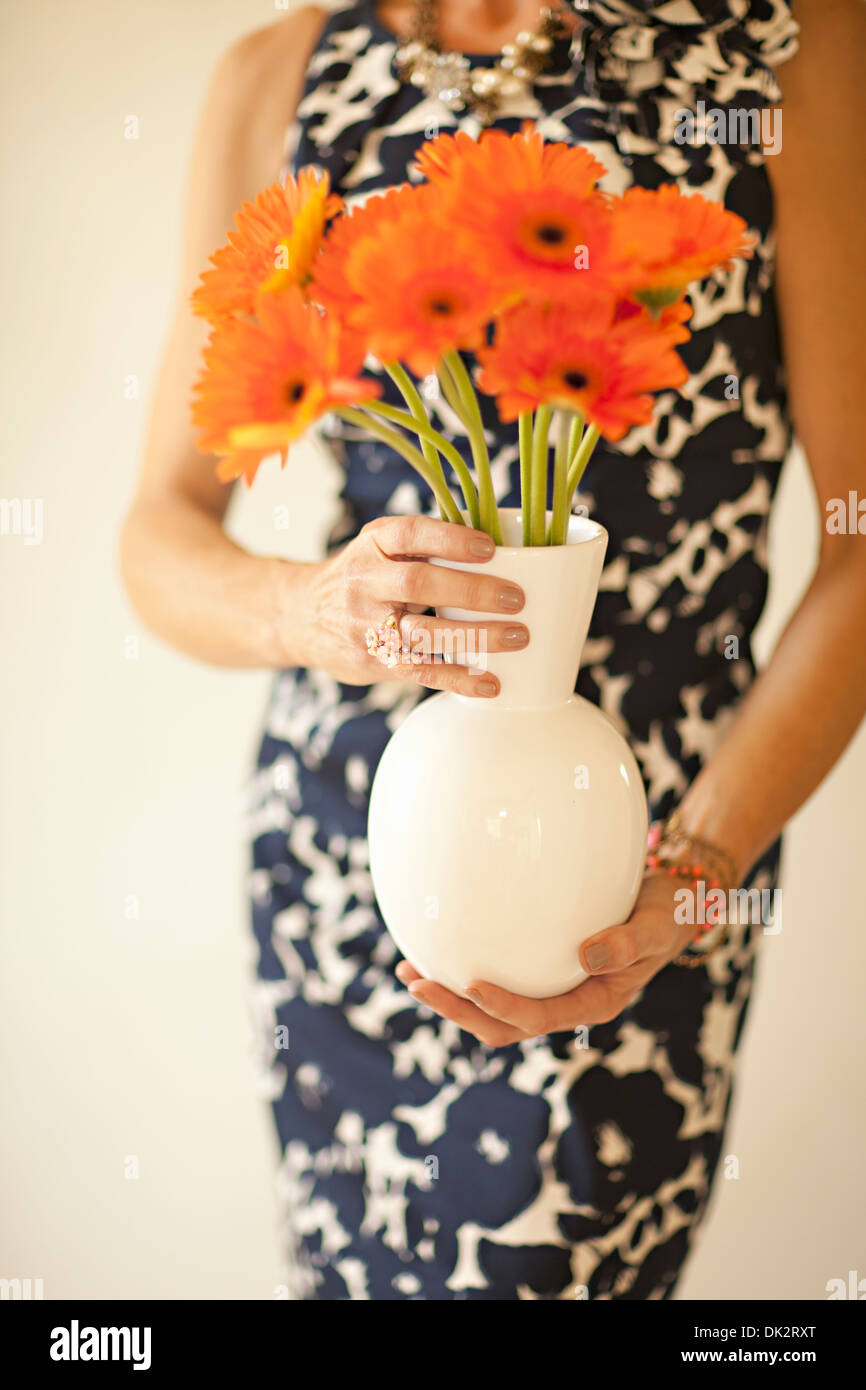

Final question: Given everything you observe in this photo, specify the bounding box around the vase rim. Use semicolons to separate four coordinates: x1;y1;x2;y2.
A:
464;508;607;556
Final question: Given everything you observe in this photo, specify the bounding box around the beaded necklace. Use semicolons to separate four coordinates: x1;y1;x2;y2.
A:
394;1;571;124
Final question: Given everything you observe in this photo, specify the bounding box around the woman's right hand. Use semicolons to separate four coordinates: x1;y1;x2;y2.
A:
297;515;529;698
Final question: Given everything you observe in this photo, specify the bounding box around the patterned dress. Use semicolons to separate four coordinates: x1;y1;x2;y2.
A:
249;0;798;1299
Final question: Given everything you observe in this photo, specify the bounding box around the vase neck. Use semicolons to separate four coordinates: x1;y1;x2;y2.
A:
437;511;608;712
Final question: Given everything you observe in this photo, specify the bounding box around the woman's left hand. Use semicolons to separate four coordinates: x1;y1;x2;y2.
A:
395;872;699;1047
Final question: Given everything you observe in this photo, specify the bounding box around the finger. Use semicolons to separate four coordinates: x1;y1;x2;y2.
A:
578;909;677;976
401;657;500;699
466;964;650;1032
407;979;525;1047
383;558;525;616
395;960;422;985
399;613;529;657
558;971;646;1026
363;515;496;564
465;980;573;1035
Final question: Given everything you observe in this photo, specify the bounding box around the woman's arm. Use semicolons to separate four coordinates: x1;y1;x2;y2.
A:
120;8;528;693
120;8;328;668
675;0;866;877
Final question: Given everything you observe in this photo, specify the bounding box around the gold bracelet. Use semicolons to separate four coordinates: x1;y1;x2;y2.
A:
659;809;740;891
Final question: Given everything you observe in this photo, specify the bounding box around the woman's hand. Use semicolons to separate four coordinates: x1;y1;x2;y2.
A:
296;515;528;697
395;872;698;1046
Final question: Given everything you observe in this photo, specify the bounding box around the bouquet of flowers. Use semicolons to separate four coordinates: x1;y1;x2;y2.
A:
191;126;751;547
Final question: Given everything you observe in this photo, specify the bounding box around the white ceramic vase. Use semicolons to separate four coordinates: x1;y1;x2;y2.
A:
368;509;648;999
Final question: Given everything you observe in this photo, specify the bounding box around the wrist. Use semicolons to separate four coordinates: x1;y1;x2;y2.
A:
671;784;759;887
264;556;324;669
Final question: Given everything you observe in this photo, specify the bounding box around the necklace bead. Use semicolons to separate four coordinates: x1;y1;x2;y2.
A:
394;2;568;124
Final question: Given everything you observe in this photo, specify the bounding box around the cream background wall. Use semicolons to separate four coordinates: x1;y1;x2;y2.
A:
1;0;863;1300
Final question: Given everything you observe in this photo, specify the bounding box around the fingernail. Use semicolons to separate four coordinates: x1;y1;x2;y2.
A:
469;536;495;558
584;943;609;971
497;586;523;612
502;626;528;649
476;679;498;697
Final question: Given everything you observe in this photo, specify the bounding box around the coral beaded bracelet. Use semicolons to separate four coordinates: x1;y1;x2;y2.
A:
646;813;740;968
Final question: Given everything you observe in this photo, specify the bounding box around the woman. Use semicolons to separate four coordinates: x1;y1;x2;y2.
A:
121;0;866;1299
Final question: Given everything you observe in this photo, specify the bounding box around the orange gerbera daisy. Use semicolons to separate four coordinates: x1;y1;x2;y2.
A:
416;127;605;201
192;289;379;485
477;299;689;439
191;168;343;323
610;185;753;308
414;127;614;301
313;184;504;374
311;187;410;320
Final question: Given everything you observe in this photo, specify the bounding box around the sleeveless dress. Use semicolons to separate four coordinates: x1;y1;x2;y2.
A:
249;0;798;1300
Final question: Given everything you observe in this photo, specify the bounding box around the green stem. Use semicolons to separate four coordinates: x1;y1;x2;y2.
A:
335;407;463;524
384;361;429;420
437;359;469;423
442;349;502;545
363;399;480;528
518;411;533;546
530;405;552;547
548;410;572;546
384;362;451;522
565;423;600;509
547;410;584;544
566;413;584;470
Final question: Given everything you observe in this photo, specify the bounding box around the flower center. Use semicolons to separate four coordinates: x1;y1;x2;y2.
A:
284;380;306;404
535;222;567;245
562;369;589;390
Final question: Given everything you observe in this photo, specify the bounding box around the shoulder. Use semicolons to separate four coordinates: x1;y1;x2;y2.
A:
214;6;330;91
195;7;330;195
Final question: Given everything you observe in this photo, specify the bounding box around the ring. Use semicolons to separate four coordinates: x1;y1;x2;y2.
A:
365;612;404;668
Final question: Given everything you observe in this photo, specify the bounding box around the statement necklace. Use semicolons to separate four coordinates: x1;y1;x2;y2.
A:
394;1;570;125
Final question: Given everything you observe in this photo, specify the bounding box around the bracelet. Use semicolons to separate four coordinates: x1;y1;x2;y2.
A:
650;808;740;890
646;813;739;968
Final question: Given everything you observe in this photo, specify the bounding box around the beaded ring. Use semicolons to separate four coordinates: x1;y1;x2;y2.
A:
365;613;404;669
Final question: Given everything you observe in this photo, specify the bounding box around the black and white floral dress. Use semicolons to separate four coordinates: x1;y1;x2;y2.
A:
249;0;798;1299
